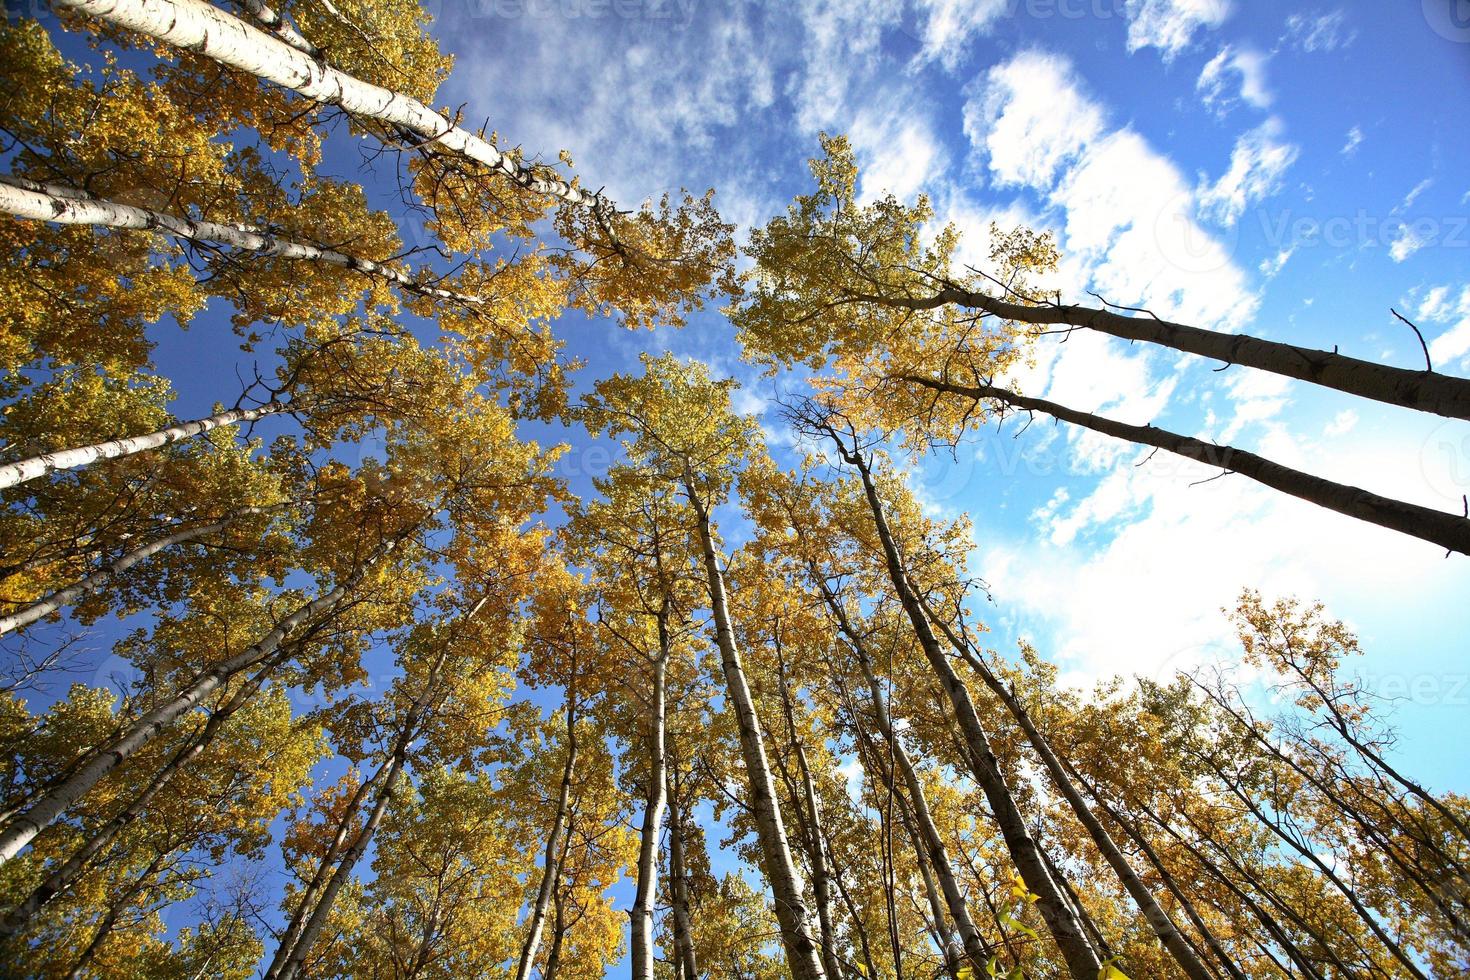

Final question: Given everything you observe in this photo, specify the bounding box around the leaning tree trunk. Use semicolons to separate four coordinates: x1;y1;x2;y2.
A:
683;473;828;980
50;0;613;215
630;650;668;980
0;535;401;864
921;603;1217;980
819;585;993;973
513;701;579;980
0;400;289;491
0;502;288;637
267;594;485;980
841;681;963;978
862;285;1470;421
773;656;843;980
825;436;1102;979
666;762;700;980
0;641;293;938
897;374;1470;556
0;176;486;310
273;750;407;980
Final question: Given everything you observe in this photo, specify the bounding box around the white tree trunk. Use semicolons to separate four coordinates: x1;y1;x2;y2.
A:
684;475;828;980
235;0;319;56
923;604;1216;980
513;704;579;980
275;752;406;980
50;0;613;214
629;655;667;980
0;176;485;309
0;399;289;491
0;503;285;637
0;537;399;864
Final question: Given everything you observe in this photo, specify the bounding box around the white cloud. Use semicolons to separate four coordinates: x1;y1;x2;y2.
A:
1283;10;1356;52
1323;409;1358;438
1341;125;1365;156
1418;285;1452;321
967;53;1259;335
1259;247;1294;278
983;421;1470;682
1197;118;1299;226
964;51;1105;189
1197;45;1273;113
849;100;948;204
1399;178;1434;212
1389;225;1429;263
1417;285;1470;368
913;0;1010;70
1124;0;1233;59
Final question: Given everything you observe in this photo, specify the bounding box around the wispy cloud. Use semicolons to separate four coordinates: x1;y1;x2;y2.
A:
1123;0;1232;60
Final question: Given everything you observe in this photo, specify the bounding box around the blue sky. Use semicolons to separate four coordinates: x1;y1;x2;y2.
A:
20;0;1470;962
399;0;1470;789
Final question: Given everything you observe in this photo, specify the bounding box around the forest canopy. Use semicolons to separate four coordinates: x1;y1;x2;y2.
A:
0;2;1467;979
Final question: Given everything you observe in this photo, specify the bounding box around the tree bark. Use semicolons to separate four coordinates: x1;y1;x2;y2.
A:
274;750;407;980
50;0;614;215
266;593;485;980
630;651;667;980
513;701;579;980
0;536;400;864
779;680;843;980
0;399;289;491
0;503;287;637
861;285;1470;421
683;472;827;980
922;603;1216;980
822;591;993;973
820;432;1101;979
897;374;1470;556
234;0;319;56
666;763;700;980
0;642;292;938
0;176;487;311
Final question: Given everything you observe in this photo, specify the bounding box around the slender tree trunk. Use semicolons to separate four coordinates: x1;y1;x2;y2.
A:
0;503;287;637
821;435;1101;980
863;285;1470;421
666;763;700;980
274;751;407;980
0;535;400;864
544;869;568;980
771;648;843;980
234;0;319;56
267;593;483;980
841;679;962;978
50;0;613;214
0;176;486;310
0;643;292;938
0;400;289;491
898;374;1470;555
630;652;668;980
683;472;827;980
63;849;168;980
1075;769;1249;980
921;605;1216;980
1195;751;1427;979
829;602;994;972
513;700;579;980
